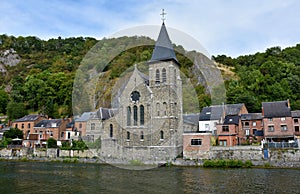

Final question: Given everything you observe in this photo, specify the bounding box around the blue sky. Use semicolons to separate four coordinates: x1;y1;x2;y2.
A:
1;0;300;57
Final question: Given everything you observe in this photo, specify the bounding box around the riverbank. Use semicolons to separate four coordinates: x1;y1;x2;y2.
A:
1;147;300;169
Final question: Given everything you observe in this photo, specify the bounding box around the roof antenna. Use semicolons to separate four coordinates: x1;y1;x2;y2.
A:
160;9;166;23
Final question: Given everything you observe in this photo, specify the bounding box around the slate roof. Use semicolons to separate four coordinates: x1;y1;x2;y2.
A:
75;112;94;122
262;100;291;118
199;106;223;121
291;110;300;118
14;114;40;122
98;107;115;120
241;113;262;121
183;113;200;125
223;115;240;125
199;103;245;121
35;119;62;128
150;22;178;63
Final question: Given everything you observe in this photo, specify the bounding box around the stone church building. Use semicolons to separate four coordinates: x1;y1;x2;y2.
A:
83;22;184;163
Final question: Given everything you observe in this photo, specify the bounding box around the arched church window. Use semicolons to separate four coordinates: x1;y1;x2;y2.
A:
127;106;131;126
160;130;164;140
156;69;160;84
140;105;144;126
140;131;144;140
109;124;113;138
133;105;138;126
91;123;95;130
156;103;160;116
163;102;167;116
127;131;130;140
162;68;167;83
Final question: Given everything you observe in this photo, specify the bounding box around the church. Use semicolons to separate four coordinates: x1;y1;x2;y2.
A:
78;21;184;163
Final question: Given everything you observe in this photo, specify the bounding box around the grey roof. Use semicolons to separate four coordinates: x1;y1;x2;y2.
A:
199;106;223;121
262;100;291;118
15;114;40;122
183;113;199;125
75;112;94;122
150;22;178;63
225;104;244;115
241;113;262;121
98;108;115;120
223;115;239;125
199;103;245;121
35;119;62;128
291;110;300;118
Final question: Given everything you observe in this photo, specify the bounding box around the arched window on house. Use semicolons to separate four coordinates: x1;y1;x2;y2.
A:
140;131;144;140
140;105;144;126
127;106;131;126
156;69;160;84
109;124;113;138
160;130;164;140
162;68;167;83
163;102;167;116
156;103;160;116
133;105;138;126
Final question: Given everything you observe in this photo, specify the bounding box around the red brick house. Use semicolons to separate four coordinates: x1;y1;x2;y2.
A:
262;100;294;142
240;113;264;144
183;132;212;160
12;114;45;139
216;103;248;146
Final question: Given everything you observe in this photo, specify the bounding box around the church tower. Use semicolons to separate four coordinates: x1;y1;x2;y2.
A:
148;21;183;157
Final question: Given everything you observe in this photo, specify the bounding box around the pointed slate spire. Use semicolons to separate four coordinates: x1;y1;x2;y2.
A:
150;22;178;63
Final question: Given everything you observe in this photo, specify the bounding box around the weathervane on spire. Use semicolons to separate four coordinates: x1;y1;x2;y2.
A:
160;9;166;22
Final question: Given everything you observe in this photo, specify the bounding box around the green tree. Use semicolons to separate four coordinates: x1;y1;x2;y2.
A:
47;138;57;148
3;128;23;139
6;101;27;120
0;89;9;114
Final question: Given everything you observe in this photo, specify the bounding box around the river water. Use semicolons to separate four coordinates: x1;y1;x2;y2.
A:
0;161;299;193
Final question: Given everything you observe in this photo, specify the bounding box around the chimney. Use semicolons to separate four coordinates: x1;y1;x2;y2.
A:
287;99;290;108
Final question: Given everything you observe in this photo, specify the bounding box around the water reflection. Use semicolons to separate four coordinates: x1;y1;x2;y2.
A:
0;162;299;193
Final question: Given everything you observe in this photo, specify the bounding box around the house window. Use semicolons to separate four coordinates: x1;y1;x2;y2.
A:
252;122;257;126
39;131;43;139
253;129;257;135
281;125;287;131
21;123;24;129
28;123;31;129
163;102;167;116
191;139;202;146
156;69;160;84
222;126;229;132
133;105;138;126
109;124;113;138
140;131;144;140
156;103;160;116
268;126;274;132
281;117;286;121
160;130;164;140
219;140;227;146
67;132;71;139
61;132;64;138
79;123;82;128
244;122;249;126
162;68;167;83
140;105;144;126
127;131;130;140
295;126;300;132
50;131;53;137
205;124;209;130
91;123;95;130
127;106;131;126
294;119;299;124
246;129;250;136
268;118;273;122
15;124;18;128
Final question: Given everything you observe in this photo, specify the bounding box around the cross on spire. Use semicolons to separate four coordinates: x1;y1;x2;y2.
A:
160;9;166;22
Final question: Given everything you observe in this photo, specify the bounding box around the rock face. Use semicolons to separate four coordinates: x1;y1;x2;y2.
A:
0;49;21;72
